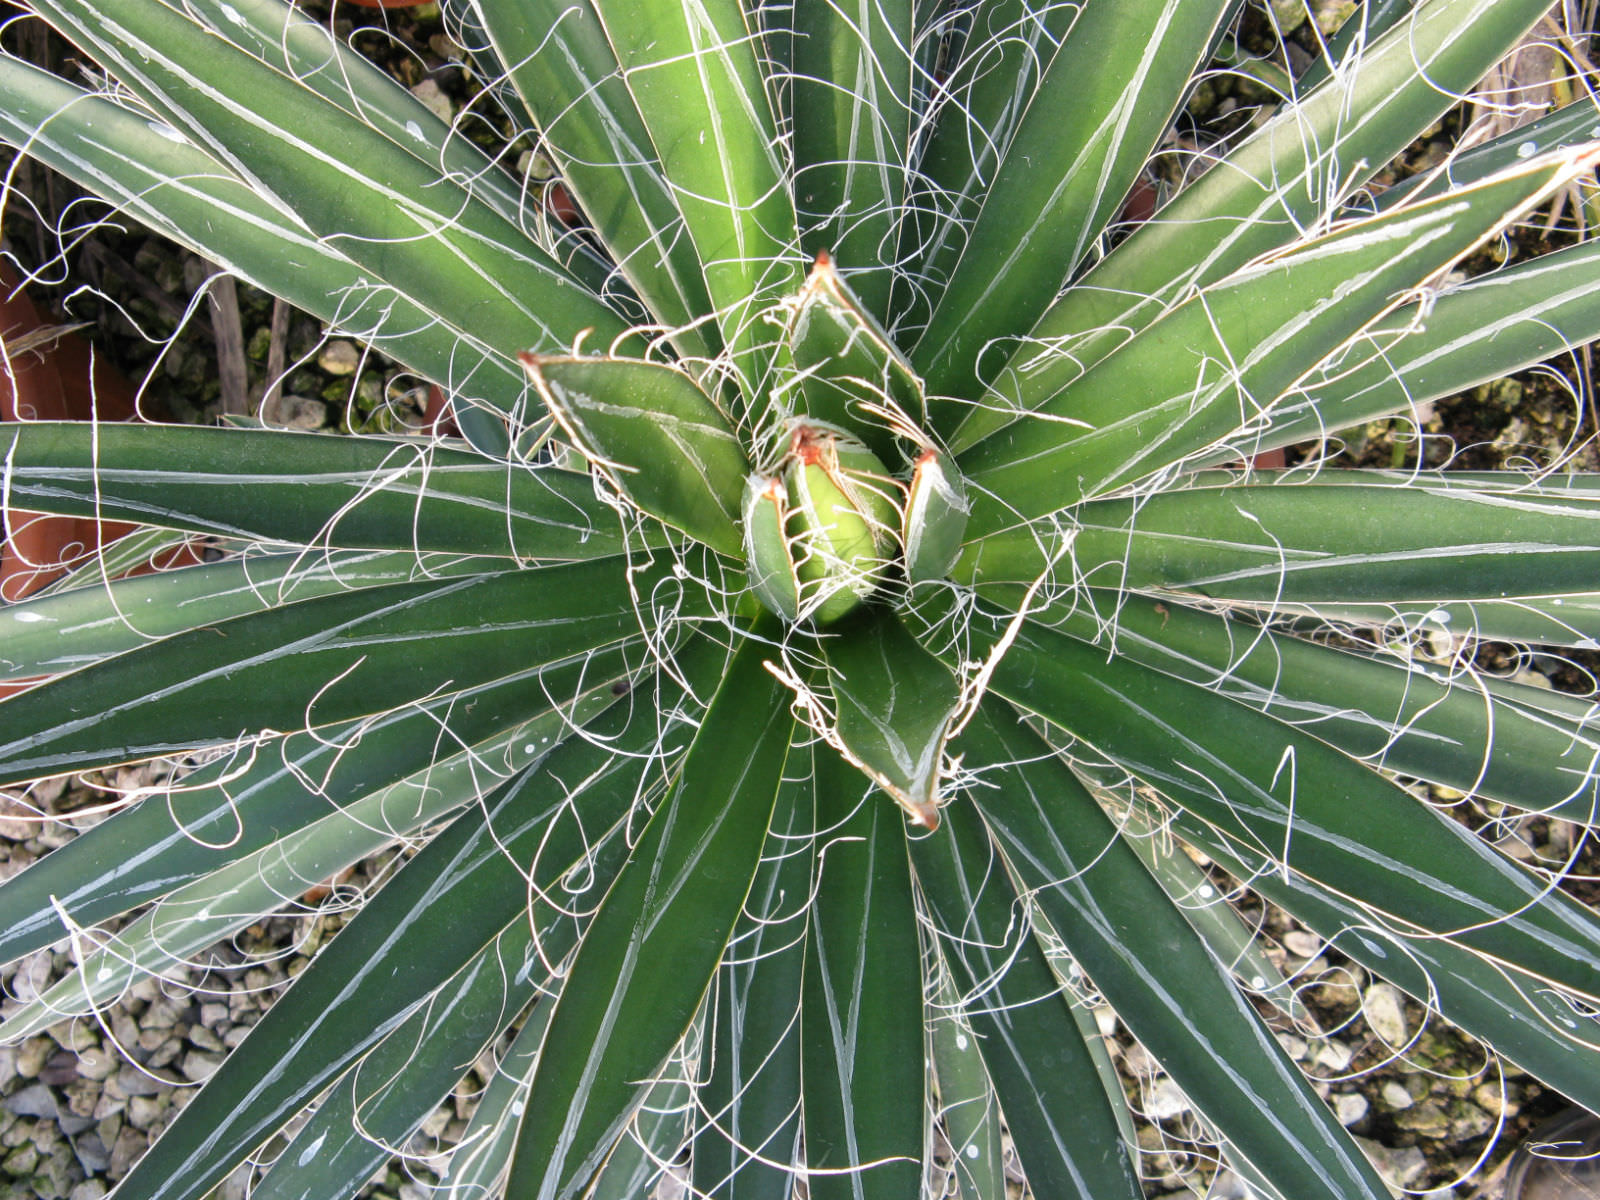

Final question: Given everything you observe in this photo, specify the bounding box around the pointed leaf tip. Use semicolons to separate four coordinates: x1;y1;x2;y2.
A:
520;353;750;556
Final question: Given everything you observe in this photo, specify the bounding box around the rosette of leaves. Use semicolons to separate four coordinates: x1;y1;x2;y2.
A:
3;2;1600;1198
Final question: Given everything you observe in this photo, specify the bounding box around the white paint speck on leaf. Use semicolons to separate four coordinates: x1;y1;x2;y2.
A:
1517;140;1538;158
296;1132;327;1167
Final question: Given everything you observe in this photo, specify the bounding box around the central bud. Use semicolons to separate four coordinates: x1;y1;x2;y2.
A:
743;421;900;624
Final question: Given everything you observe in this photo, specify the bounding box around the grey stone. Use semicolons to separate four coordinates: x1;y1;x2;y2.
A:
1275;1032;1308;1061
186;1024;225;1053
3;1141;40;1175
261;393;328;431
1313;1039;1354;1073
109;1067;168;1098
1394;1101;1450;1138
74;1046;117;1082
140;999;184;1030
127;1095;165;1131
144;1038;182;1070
64;1081;101;1120
1334;1092;1369;1127
108;1011;140;1051
1281;929;1322;958
108;1125;148;1178
317;340;361;376
1381;1080;1414;1110
179;1049;223;1082
1;1114;34;1148
1206;1169;1256;1199
59;1111;97;1137
1446;1101;1493;1140
48;1022;97;1054
4;1081;59;1119
1355;1138;1427;1189
1362;982;1409;1046
41;1049;86;1086
198;1002;230;1028
1145;1079;1191;1121
17;1035;55;1077
72;1130;110;1174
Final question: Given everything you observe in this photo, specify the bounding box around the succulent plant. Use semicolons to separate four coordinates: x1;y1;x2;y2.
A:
3;2;1600;1198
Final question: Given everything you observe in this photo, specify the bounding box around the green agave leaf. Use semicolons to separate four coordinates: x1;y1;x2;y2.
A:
33;527;191;599
909;801;1144;1200
1111;794;1313;1027
692;770;811;1200
436;995;553;1199
1307;595;1600;649
1055;592;1600;825
914;0;1234;406
0;558;662;786
1297;0;1417;89
473;0;716;356
521;356;750;555
0;57;528;450
927;972;1006;1200
963;703;1393;1200
251;920;545;1200
819;607;962;829
801;748;924;1199
28;0;636;439
183;0;527;230
973;0;1560;438
951;609;1600;1004
960;472;1600;613
960;150;1599;526
0;551;490;683
782;253;927;464
892;0;1082;338
0;663;638;1041
1;423;631;559
1372;98;1600;212
788;0;914;322
585;1056;694;1200
0;650;633;970
107;672;699;1200
1269;237;1600;456
588;0;802;387
506;629;795;1200
1166;805;1600;1119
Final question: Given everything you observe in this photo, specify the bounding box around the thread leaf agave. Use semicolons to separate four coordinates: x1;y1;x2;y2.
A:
3;1;1600;1198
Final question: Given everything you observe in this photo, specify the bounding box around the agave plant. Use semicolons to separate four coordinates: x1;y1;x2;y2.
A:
4;0;1600;1197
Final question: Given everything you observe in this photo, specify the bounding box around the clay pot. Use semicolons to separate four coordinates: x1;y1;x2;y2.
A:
1;266;140;601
